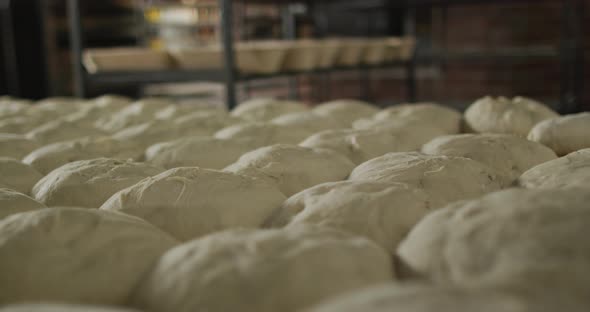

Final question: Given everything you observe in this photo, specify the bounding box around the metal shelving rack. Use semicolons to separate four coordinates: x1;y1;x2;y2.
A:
68;0;585;112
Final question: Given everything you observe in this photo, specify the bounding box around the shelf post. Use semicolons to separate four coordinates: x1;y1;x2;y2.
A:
220;0;237;110
560;0;584;113
67;0;86;98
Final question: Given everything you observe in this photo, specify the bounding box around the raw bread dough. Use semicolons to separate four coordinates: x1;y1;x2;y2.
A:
23;136;145;175
224;144;355;196
0;97;30;118
32;158;164;208
95;98;174;132
397;188;590;307
26;119;104;145
300;129;406;165
100;167;286;241
350;152;503;208
270;111;346;133
518;148;590;190
91;94;133;111
131;226;392;312
308;283;563;312
215;122;315;146
0;116;39;134
464;96;558;136
0;303;140;312
0;188;46;220
528;112;590;156
422;134;557;186
0;134;39;159
172;110;241;133
0;207;177;305
0;158;43;194
111;121;187;149
145;137;256;169
265;181;432;253
230;98;307;121
353;118;450;150
354;103;461;134
312;99;379;125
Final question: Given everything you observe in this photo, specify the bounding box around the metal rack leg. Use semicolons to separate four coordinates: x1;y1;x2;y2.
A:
404;6;417;103
220;0;237;110
560;0;584;113
67;0;86;98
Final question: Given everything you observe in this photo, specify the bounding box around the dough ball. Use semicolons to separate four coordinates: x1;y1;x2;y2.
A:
91;94;133;111
111;121;183;149
265;181;432;253
0;158;42;194
422;134;557;186
0;116;39;134
145;137;256;169
300;129;408;165
518;148;590;190
215;122;315;146
0;303;140;312
0;97;30;118
95;98;174;132
230;98;307;121
354;103;461;134
0;134;39;159
100;167;286;241
131;226;392;312
224;144;355;196
353;118;451;150
0;207;177;305
0;188;46;220
397;188;590;306
25;119;104;145
312;99;379;125
32;158;164;208
350;152;503;208
23;136;145;175
464;96;558;136
270;111;346;132
172;110;241;133
309;283;559;312
528;112;590;156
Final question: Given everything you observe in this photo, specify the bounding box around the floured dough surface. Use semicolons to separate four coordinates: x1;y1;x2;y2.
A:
397;188;590;307
354;103;461;134
32;158;164;208
25;119;104;145
0;158;43;194
265;181;432;253
131;226;392;312
0;207;177;305
172;110;241;133
528;112;590;156
100;167;286;241
518;148;590;190
0;303;140;312
350;152;502;208
312;99;379;125
300;129;406;165
270;111;346;133
309;283;560;312
224;144;355;196
95;98;174;132
23;136;144;175
422;134;557;186
215;122;315;146
464;96;558;136
0;188;46;219
353;118;450;150
230;98;307;121
145;137;256;169
0;134;39;159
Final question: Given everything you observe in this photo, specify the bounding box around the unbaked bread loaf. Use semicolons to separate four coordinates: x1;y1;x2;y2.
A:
353;118;451;150
0;207;177;305
172;110;241;133
26;119;104;145
145;137;256;169
350;152;503;208
270;111;347;133
95;98;174;132
265;181;432;253
32;158;164;208
528;112;590;156
224;144;355;196
0;303;140;312
0;134;39;159
464;96;558;136
230;98;307;121
131;226;392;312
300;129;407;165
312;99;379;125
0;158;42;194
100;167;286;241
397;188;590;307
518;148;590;190
23;136;144;175
354;103;461;134
422;134;557;186
0;188;46;220
215;122;315;146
